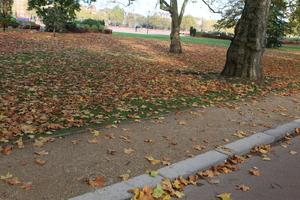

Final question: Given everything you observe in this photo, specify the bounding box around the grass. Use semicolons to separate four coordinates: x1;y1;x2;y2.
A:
113;32;300;51
113;32;231;47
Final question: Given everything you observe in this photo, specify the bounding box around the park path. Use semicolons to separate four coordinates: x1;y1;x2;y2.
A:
181;131;300;200
1;93;300;200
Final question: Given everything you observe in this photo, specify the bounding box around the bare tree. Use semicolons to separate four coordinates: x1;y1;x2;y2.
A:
160;0;189;53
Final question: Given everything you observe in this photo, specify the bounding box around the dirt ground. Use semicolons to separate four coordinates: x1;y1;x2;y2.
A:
0;93;299;200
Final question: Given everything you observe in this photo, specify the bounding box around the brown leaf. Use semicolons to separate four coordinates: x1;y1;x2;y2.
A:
88;176;105;188
35;159;46;166
145;156;160;165
88;138;100;144
34;150;49;156
237;184;251;192
249;167;261;176
21;182;33;190
1;145;13;155
124;148;135;155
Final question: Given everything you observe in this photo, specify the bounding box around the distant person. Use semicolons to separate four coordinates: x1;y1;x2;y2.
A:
192;28;197;37
190;26;194;36
135;25;139;32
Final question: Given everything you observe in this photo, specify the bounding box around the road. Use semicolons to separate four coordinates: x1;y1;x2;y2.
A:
182;135;300;200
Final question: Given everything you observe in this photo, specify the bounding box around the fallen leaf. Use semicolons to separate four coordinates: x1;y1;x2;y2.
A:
1;145;13;155
21;182;33;190
145;156;160;165
152;184;164;198
88;138;100;144
88;176;105;188
35;159;46;166
107;149;117;155
119;174;130;181
237;184;251;191
178;120;187;125
124;148;135;155
149;171;158;177
0;172;13;180
249;167;261;176
6;177;21;185
217;193;232;200
289;150;297;155
15;138;24;149
90;129;102;137
34;150;49;156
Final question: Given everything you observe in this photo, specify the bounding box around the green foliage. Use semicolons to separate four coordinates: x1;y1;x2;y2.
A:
148;14;171;29
267;0;289;48
28;0;82;32
289;0;300;36
181;15;197;30
215;0;290;48
65;19;106;33
0;0;13;31
109;5;125;25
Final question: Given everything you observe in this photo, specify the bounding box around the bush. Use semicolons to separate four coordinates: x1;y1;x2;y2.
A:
65;19;106;33
195;31;234;40
18;21;40;30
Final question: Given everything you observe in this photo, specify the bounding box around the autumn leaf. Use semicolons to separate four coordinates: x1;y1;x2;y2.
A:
119;174;130;181
145;156;161;165
249;167;261;176
0;172;13;180
148;171;158;177
237;184;251;191
88;138;100;144
6;177;21;185
21;182;33;190
124;148;135;155
217;193;232;200
35;159;47;166
289;150;297;155
1;145;13;155
88;176;105;188
152;184;164;198
34;150;49;156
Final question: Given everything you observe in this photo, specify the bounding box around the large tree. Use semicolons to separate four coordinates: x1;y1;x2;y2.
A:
289;0;300;36
221;0;272;82
0;0;13;32
160;0;189;53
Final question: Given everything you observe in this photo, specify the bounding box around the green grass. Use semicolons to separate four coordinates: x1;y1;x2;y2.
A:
113;32;231;47
113;32;300;51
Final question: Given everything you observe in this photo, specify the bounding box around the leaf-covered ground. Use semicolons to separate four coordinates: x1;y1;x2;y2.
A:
1;32;300;141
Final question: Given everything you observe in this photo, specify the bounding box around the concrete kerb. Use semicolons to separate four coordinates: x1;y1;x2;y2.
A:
69;119;300;200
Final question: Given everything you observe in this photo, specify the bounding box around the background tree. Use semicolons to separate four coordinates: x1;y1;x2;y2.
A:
28;0;89;35
160;0;189;53
267;0;288;47
0;0;13;32
108;5;125;25
289;0;300;36
215;0;290;47
181;15;197;30
221;0;272;82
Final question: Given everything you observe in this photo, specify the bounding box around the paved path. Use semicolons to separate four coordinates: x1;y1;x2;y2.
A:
1;94;300;200
182;136;300;200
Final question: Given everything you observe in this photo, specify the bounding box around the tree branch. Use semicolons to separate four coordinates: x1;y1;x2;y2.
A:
201;0;222;14
160;0;172;13
179;0;189;24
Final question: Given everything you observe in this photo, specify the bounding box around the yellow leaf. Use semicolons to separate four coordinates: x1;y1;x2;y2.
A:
145;156;160;165
217;193;232;200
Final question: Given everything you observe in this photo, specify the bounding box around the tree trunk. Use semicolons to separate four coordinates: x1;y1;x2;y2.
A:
221;0;271;82
169;15;182;53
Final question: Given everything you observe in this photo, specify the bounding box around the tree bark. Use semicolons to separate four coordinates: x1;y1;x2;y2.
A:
221;0;271;82
170;15;182;53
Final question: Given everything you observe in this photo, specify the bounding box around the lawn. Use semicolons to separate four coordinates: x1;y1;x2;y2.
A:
1;32;300;142
113;32;300;50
